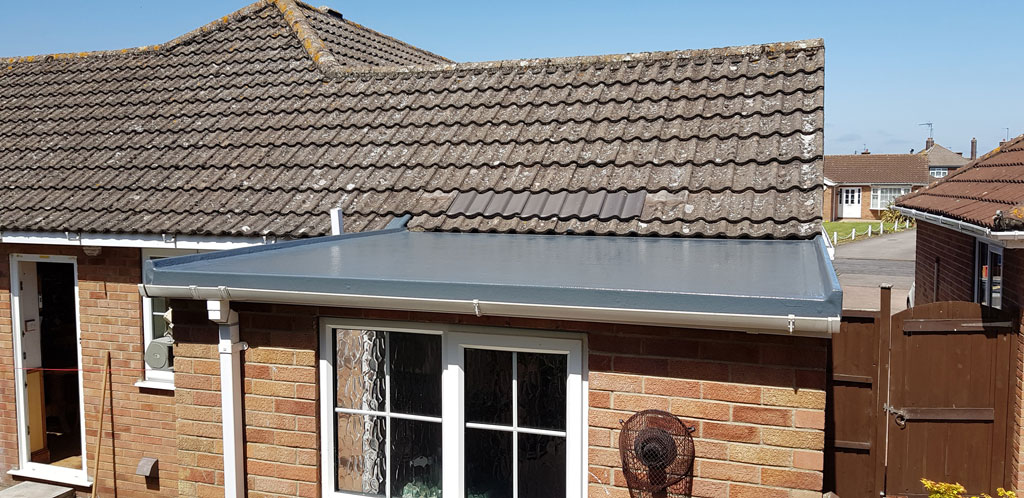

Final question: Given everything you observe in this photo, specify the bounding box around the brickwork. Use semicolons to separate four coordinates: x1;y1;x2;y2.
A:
913;222;977;305
169;303;828;498
0;243;177;495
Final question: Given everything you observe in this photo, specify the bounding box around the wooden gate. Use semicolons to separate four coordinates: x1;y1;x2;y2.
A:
883;302;1015;497
825;290;1018;497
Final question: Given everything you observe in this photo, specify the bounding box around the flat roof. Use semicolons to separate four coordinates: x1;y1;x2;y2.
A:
144;230;841;332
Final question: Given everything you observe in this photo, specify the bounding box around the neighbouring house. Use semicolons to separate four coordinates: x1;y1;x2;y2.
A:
917;137;974;179
822;152;930;221
896;134;1024;491
0;2;836;498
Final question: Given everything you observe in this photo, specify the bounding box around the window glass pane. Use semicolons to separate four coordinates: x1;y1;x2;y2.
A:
336;329;386;412
390;332;442;417
465;429;512;498
977;243;989;305
152;296;167;314
990;251;1003;309
517;352;567;430
150;312;168;341
391;419;442;497
518;433;566;498
465;349;512;425
336;413;386;496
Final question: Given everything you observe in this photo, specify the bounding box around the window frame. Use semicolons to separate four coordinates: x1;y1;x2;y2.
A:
138;248;201;388
318;319;587;498
929;167;949;178
974;239;1005;309
869;185;911;210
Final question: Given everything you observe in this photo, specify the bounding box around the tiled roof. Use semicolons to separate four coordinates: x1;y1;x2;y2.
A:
918;143;969;168
824;154;930;185
898;134;1024;230
0;0;824;240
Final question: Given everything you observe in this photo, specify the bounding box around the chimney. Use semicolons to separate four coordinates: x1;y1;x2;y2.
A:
925;137;934;149
970;137;977;159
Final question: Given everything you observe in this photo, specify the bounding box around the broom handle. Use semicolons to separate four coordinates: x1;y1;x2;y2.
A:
90;351;110;498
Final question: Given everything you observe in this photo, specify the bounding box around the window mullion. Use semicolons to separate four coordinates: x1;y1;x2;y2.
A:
385;332;392;498
511;351;518;498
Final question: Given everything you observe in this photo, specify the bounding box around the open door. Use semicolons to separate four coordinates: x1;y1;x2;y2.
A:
10;254;90;485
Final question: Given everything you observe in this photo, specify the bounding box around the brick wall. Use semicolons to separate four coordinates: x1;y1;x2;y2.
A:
171;303;828;498
0;244;177;496
823;186;834;222
913;222;977;305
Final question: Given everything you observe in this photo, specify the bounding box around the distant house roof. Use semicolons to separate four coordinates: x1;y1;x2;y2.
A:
898;134;1024;230
0;0;825;240
918;143;969;169
823;153;930;185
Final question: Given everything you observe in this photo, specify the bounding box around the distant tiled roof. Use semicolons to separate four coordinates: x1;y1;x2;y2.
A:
898;135;1024;230
0;0;824;240
823;154;930;185
918;143;969;168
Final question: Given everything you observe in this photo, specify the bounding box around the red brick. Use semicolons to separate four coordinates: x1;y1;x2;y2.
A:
732;405;793;427
702;421;760;443
761;468;823;491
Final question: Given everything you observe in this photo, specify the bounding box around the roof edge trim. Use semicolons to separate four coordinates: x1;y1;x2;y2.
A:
138;282;840;337
333;38;824;78
896;206;1024;248
2;0;275;64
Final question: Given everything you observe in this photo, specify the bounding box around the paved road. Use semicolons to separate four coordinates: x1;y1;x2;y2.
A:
833;230;916;311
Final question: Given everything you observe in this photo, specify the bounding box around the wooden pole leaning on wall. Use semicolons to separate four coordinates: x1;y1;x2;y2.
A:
90;351;111;498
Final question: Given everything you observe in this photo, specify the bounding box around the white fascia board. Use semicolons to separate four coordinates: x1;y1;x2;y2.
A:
139;283;841;338
0;230;269;250
896;207;1024;249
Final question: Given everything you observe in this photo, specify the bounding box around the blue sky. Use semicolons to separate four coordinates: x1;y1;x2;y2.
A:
2;1;1021;156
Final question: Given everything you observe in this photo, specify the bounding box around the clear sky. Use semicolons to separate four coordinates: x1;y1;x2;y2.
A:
2;1;1021;156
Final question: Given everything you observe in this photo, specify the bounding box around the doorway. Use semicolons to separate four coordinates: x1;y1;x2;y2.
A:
10;254;89;484
840;187;862;219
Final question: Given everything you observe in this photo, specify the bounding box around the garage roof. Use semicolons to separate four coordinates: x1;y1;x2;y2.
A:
142;230;842;336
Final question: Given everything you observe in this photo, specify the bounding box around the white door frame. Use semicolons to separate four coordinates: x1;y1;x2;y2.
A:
840;187;862;219
8;254;91;486
444;331;584;498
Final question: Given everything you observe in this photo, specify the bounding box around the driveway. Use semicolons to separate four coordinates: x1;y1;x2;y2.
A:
833;229;916;312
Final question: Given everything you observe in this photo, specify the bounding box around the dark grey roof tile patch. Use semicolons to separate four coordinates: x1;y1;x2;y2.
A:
0;1;823;239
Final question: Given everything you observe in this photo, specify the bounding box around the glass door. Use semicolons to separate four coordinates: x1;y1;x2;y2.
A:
445;332;583;498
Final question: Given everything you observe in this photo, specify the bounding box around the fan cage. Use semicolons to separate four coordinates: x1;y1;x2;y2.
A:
619;409;696;498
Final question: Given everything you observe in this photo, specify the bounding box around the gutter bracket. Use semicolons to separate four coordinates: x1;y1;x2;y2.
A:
473;299;481;317
787;314;796;333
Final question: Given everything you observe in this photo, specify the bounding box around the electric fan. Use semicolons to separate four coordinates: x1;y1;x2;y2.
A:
619;409;695;498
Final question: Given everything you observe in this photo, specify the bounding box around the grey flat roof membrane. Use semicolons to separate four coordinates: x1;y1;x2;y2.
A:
143;230;842;335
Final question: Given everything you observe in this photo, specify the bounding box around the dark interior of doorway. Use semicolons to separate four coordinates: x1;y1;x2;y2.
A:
32;262;82;468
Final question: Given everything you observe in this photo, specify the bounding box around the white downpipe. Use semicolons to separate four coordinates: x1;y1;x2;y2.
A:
208;300;246;498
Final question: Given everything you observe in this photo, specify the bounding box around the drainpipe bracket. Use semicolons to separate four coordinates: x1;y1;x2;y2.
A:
218;341;248;354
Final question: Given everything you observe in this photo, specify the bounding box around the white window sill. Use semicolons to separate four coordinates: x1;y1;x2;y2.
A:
134;379;175;391
8;468;93;488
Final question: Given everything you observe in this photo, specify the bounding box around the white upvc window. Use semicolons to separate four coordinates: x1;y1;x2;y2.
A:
869;185;911;210
319;320;585;498
974;240;1004;309
930;167;949;178
138;248;201;388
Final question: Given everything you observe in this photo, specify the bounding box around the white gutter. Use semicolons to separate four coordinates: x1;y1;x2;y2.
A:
0;230;273;250
896;207;1024;248
140;284;841;337
206;300;246;498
